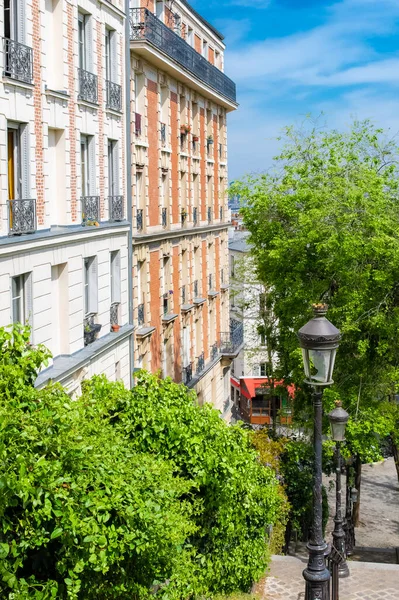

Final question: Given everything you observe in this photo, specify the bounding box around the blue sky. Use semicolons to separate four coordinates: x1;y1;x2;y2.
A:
190;0;399;181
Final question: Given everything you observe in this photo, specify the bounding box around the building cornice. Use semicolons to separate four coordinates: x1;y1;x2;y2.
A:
132;222;229;245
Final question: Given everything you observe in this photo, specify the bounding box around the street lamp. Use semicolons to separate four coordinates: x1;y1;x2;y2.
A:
328;401;350;578
298;303;341;600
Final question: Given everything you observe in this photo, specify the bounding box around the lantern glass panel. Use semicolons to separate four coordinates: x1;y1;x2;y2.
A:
330;420;347;442
308;348;332;384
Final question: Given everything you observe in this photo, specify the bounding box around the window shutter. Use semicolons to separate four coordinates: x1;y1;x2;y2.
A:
88;136;96;196
111;31;118;84
17;0;26;43
20;124;30;199
24;272;34;335
88;257;98;314
112;142;119;195
112;251;121;303
85;16;93;72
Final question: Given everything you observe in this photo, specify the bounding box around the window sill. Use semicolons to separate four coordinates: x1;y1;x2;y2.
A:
105;106;123;118
136;326;156;339
181;303;194;313
162;313;178;324
3;76;34;92
208;290;219;299
193;297;207;306
77;98;99;110
45;87;70;101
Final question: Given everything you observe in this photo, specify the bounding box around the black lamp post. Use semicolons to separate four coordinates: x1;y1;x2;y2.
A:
328;401;350;578
298;304;341;600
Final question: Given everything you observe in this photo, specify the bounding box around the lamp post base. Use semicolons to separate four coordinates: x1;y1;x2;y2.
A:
303;541;330;600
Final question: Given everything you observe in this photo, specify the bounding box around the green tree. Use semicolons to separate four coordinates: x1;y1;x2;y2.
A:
234;119;399;522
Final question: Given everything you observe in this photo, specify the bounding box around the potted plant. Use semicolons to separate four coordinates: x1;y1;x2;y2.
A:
111;323;120;332
86;220;100;227
181;208;188;222
84;322;102;346
180;124;191;134
207;135;214;144
192;135;199;142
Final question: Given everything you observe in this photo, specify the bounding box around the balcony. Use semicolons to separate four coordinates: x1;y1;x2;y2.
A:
196;352;205;375
136;208;143;231
8;198;36;235
3;38;33;84
220;322;244;358
109;195;124;222
129;8;237;106
82;196;100;223
106;80;122;111
138;303;145;326
78;68;98;104
183;362;193;385
162;207;167;227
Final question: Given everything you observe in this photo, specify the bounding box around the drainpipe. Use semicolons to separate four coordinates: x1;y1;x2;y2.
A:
125;0;134;388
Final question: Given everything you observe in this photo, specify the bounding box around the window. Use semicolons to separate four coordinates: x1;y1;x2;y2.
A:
110;251;121;304
202;40;208;59
260;331;267;346
80;134;95;196
84;257;98;315
51;264;68;356
7;123;29;200
230;256;235;278
156;0;163;18
105;28;117;83
108;140;119;196
187;27;193;46
48;128;67;225
253;362;271;377
45;0;63;88
11;273;33;326
78;12;92;72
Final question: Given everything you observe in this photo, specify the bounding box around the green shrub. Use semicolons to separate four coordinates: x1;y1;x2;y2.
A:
0;328;284;599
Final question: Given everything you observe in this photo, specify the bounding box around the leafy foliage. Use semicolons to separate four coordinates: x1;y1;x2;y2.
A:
0;327;284;599
234;119;399;460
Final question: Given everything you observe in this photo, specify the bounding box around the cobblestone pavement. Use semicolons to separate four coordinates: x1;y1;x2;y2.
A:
256;555;399;600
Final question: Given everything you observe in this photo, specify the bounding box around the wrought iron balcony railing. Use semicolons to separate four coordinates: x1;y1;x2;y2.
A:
8;198;36;235
220;322;244;355
138;303;145;326
211;342;219;361
160;122;166;145
182;284;186;304
136;208;143;230
82;196;100;223
106;80;122;111
78;68;98;103
183;362;193;385
109;195;124;221
110;302;119;326
193;279;198;298
162;207;167;227
193;207;198;226
3;38;33;84
196;352;205;375
129;8;236;103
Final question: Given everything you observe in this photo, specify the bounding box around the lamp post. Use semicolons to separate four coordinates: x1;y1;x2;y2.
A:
298;303;341;600
328;401;350;578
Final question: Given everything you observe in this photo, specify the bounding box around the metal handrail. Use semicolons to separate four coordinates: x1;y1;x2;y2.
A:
82;196;100;222
3;38;33;83
8;198;36;235
109;195;124;221
78;68;98;103
106;80;122;111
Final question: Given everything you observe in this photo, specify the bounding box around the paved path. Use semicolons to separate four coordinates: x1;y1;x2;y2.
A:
324;457;399;550
256;555;399;599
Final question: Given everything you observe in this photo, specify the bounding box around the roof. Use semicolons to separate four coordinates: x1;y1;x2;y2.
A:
179;0;225;41
228;232;251;253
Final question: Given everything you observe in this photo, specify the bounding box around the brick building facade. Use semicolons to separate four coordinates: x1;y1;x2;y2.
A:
129;0;240;416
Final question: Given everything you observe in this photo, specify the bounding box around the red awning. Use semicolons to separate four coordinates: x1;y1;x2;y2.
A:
239;377;295;400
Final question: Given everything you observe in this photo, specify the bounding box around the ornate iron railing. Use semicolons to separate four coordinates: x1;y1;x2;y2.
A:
82;196;100;222
182;285;186;304
220;322;244;354
193;280;198;297
207;206;212;223
78;68;98;103
8;198;36;235
138;303;145;326
109;195;124;221
193;207;198;226
129;8;236;103
110;302;119;326
106;80;122;111
160;122;166;145
162;207;167;226
3;38;33;83
211;342;219;361
196;352;205;375
183;362;193;385
136;208;143;230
